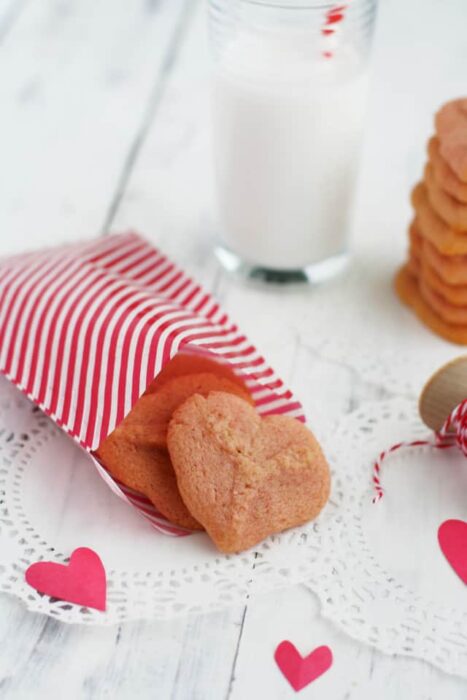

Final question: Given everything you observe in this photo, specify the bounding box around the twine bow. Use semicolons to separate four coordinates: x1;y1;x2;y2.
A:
373;399;467;502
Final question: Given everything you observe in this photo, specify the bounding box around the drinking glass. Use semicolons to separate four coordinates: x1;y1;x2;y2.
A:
209;0;377;283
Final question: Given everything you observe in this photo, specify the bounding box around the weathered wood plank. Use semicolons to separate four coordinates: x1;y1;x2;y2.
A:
110;0;219;289
0;0;188;254
229;586;467;700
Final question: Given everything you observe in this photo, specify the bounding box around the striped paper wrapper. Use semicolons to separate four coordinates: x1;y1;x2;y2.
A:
0;232;305;537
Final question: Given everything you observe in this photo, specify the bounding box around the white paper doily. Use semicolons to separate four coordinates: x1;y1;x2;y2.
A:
2;376;467;681
307;398;467;679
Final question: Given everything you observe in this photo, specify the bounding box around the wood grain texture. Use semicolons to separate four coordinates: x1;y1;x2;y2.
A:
0;0;28;45
0;0;190;254
1;0;467;697
111;0;218;289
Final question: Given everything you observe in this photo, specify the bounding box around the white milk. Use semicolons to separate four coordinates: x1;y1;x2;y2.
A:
212;31;369;270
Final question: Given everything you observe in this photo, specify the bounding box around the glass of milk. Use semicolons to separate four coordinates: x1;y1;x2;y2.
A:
209;0;377;283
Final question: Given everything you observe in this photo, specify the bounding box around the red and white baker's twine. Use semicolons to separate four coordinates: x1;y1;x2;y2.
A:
372;398;467;503
321;4;348;59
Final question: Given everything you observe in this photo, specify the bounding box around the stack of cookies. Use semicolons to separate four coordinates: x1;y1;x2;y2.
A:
96;354;330;553
396;98;467;344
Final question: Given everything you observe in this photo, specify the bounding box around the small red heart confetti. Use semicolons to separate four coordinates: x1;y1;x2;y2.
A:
25;547;107;611
274;641;333;692
438;520;467;584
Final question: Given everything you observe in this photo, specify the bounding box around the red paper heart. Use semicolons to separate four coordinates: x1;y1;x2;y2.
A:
438;520;467;584
274;641;333;691
25;547;106;611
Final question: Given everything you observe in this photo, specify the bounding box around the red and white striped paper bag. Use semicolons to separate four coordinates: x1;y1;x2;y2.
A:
0;232;304;536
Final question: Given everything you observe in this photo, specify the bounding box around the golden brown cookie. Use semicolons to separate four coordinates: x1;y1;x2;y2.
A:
126;372;254;449
395;265;467;345
407;252;419;279
408;222;423;258
435;98;467;136
410;221;467;285
167;391;330;553
411;183;467;255
424;163;467;230
145;353;249;395
427;136;467;203
419;277;467;325
417;257;467;306
414;227;467;286
96;372;253;530
435;98;467;182
96;434;202;530
408;230;467;305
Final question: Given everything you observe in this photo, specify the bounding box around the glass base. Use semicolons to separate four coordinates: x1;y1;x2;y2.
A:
215;244;349;285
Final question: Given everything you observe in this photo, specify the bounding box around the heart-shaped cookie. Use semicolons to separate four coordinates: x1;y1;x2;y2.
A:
122;372;254;449
167;392;330;553
96;373;252;530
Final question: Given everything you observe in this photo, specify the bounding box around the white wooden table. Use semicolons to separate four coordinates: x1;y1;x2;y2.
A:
1;0;467;697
